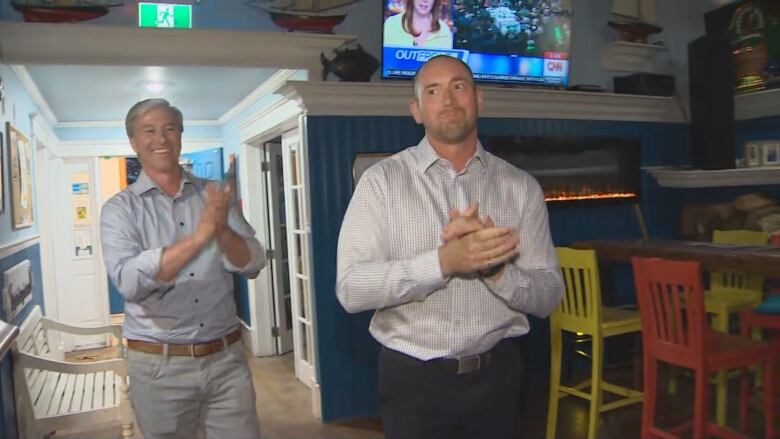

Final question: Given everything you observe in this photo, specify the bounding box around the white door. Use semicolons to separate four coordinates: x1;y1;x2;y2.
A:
52;158;110;351
263;142;293;354
281;129;318;393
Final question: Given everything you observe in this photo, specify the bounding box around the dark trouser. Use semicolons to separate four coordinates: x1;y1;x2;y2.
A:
378;338;525;439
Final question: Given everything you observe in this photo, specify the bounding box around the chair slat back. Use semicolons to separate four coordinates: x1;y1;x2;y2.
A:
632;257;707;366
711;229;768;293
555;248;602;331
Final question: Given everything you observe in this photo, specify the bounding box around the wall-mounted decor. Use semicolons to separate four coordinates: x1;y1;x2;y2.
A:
352;152;391;190
6;122;34;229
2;259;32;320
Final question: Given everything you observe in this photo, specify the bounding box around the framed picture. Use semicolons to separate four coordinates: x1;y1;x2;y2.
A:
352;152;392;190
762;142;780;167
745;142;761;167
6;122;34;229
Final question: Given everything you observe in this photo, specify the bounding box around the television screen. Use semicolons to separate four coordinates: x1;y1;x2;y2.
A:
382;0;572;86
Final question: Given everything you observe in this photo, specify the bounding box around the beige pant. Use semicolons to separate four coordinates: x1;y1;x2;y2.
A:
127;341;261;439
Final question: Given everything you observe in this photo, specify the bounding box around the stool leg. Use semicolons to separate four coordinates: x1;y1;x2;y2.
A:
764;356;775;439
642;357;658;439
588;335;603;439
740;367;749;434
694;367;711;439
546;323;563;439
713;310;730;426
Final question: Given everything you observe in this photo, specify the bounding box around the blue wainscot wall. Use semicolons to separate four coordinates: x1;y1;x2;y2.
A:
304;115;694;421
0;242;45;439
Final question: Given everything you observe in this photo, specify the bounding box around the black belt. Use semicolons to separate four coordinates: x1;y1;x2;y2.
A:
384;338;516;375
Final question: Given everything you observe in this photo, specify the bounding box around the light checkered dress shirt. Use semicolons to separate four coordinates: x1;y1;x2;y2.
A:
337;137;563;360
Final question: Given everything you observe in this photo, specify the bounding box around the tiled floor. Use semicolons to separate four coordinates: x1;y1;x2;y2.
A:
52;342;773;438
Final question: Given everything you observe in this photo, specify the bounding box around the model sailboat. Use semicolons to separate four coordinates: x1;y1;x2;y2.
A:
608;0;662;43
10;0;123;23
246;0;362;33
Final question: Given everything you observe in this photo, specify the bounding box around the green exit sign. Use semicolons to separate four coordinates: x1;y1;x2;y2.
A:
139;3;192;29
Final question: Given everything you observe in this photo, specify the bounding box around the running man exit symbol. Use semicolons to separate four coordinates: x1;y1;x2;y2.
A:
138;3;192;29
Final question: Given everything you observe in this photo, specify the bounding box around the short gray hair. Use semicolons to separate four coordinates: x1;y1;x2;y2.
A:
125;98;184;138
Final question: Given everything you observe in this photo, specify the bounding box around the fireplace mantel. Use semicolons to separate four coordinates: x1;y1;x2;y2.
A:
647;166;780;188
283;81;686;123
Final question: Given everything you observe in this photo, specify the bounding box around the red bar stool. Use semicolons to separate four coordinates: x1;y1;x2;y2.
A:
739;309;780;438
632;256;774;438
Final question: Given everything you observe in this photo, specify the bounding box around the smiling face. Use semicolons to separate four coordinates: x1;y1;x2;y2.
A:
413;0;433;16
410;56;483;147
129;106;183;175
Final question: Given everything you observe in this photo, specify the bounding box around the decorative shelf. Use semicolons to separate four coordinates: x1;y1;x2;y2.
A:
283;81;685;122
647;166;780;188
735;88;780;120
601;41;668;73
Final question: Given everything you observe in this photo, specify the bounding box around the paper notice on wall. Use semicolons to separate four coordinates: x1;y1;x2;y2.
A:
73;199;90;226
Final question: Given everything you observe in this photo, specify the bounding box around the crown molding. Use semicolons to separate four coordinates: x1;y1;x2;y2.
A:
218;69;300;124
735;88;780;121
10;65;59;126
281;81;686;123
0;21;355;68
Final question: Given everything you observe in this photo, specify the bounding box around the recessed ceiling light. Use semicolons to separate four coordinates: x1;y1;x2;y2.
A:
144;81;165;92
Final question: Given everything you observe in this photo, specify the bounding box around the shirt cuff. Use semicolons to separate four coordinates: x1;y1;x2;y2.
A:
143;248;176;294
485;264;529;302
410;248;447;299
223;236;263;276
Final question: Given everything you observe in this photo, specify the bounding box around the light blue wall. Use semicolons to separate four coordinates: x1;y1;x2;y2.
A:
0;64;41;246
0;61;48;439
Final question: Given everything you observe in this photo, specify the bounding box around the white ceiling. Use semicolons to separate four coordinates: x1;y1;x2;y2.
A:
25;65;280;123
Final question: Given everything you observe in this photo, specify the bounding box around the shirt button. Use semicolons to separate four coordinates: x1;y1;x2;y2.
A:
200;323;204;327
180;222;185;226
195;299;199;303
189;273;194;277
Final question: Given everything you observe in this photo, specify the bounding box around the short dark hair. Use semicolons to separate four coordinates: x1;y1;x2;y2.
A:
125;98;184;138
412;55;475;101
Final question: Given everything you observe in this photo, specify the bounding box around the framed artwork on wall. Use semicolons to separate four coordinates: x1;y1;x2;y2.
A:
352;152;392;190
6;122;34;229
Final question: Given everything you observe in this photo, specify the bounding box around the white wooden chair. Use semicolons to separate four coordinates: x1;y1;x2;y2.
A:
11;305;133;438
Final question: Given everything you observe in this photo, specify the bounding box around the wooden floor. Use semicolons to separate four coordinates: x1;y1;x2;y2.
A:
53;343;772;438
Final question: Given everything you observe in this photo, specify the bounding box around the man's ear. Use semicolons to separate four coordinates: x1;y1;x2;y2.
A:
409;98;423;124
128;137;140;154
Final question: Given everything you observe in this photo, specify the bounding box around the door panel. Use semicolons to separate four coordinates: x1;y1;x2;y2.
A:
264;142;293;354
55;160;108;351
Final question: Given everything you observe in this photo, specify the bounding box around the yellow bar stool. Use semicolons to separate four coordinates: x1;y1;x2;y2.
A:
706;229;768;426
547;247;644;439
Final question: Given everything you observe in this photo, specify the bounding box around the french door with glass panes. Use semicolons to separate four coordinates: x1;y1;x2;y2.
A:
281;128;318;395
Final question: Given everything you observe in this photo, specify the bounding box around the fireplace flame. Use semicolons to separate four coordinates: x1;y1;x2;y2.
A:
544;192;637;202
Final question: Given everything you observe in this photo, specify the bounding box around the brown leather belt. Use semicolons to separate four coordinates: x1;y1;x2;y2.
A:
127;329;242;357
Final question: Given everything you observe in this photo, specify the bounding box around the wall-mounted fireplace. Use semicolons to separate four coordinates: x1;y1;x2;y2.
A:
484;136;641;205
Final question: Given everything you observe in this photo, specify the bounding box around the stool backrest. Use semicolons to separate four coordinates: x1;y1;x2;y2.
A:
632;257;707;367
711;229;767;293
555;247;602;332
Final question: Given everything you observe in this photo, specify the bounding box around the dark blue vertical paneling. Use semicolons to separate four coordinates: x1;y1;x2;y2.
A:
0;243;45;439
306;115;692;422
736;115;780;158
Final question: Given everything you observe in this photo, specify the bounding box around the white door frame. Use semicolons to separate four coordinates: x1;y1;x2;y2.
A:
237;98;322;418
32;115;64;358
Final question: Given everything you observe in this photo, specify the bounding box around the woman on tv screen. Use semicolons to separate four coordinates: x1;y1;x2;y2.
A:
384;0;453;49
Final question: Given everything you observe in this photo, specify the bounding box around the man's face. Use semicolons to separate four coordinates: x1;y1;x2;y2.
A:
410;57;482;146
129;107;182;174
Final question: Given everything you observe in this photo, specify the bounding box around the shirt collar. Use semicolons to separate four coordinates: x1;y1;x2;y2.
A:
130;167;195;196
412;137;488;174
